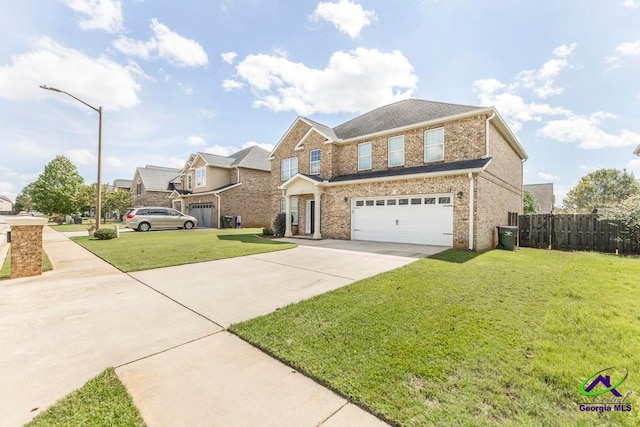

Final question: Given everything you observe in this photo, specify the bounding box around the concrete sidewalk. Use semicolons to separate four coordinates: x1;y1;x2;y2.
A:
0;227;402;426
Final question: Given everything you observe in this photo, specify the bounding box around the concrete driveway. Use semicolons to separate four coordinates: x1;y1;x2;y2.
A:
1;228;445;426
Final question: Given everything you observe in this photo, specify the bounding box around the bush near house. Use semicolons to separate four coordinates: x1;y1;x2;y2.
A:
93;229;117;240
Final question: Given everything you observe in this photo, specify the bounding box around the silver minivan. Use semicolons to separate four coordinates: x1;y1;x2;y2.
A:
123;207;198;231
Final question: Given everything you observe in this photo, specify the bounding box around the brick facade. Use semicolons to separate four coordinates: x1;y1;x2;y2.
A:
271;109;525;250
132;190;173;208
10;225;44;278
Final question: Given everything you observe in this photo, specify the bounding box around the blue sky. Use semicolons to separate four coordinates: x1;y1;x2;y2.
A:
1;0;639;205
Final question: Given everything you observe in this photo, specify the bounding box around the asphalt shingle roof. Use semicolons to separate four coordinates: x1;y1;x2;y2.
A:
524;183;555;214
137;165;181;191
331;99;484;140
329;158;491;183
113;179;132;189
197;146;271;171
0;195;12;203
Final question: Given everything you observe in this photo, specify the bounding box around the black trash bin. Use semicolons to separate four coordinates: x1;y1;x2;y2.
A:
497;226;518;250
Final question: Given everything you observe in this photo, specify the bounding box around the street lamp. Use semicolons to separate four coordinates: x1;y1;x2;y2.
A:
39;85;103;230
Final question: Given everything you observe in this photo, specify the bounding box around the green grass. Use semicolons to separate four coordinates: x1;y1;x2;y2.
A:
0;248;52;279
50;218;121;232
231;248;640;426
72;228;295;272
26;368;145;427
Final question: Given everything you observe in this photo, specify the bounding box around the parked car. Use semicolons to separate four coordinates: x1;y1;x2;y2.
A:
123;207;198;232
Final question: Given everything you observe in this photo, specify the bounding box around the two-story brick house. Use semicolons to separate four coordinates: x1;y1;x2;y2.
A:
270;99;527;250
170;145;271;228
131;165;182;208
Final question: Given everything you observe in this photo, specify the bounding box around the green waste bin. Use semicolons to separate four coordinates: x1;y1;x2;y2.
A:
221;216;233;229
497;226;518;250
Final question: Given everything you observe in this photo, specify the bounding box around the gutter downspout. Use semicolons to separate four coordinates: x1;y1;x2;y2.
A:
468;172;474;251
214;193;221;229
484;111;496;158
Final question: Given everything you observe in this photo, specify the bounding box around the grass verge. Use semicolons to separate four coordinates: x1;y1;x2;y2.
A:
72;228;295;272
0;248;52;279
26;368;145;427
231;248;640;426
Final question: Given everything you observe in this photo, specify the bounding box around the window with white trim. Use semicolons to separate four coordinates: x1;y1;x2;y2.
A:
425;127;444;162
196;167;206;188
310;149;321;175
388;136;404;167
280;197;299;225
358;142;372;171
281;157;298;180
187;174;192;191
136;178;142;195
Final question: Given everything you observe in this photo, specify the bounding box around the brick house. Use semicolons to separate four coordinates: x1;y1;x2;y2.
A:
524;183;555;214
169;146;271;228
270;99;527;250
130;165;182;208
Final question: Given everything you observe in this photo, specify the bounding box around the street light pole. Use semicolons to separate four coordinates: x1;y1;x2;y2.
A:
39;85;103;230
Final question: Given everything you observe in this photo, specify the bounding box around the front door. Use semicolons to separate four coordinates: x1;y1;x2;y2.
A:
307;200;315;234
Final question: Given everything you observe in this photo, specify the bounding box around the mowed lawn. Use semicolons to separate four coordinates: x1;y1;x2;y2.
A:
231;248;640;426
72;228;295;272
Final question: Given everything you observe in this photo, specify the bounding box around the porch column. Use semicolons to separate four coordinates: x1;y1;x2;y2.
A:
284;194;293;237
312;191;322;239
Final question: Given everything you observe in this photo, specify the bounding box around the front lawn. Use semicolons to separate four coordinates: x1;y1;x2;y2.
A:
26;368;145;427
231;248;640;426
0;248;52;279
51;219;121;232
72;228;295;272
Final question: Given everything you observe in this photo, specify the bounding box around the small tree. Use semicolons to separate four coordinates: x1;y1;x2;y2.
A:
273;213;286;236
103;189;133;222
605;195;640;246
563;168;640;212
523;190;539;215
13;184;34;212
30;156;84;216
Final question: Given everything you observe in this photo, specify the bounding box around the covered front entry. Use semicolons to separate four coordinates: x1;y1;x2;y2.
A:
352;194;454;246
189;203;213;228
279;175;324;239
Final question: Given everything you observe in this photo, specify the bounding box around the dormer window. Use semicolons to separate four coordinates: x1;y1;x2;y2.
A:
310;149;321;175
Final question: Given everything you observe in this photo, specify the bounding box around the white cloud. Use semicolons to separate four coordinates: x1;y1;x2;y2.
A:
515;43;576;98
106;156;125;167
222;79;244;91
199;108;216;119
606;40;640;67
622;0;640;8
0;37;140;110
178;82;193;95
580;164;604;172
204;145;236;156
232;47;417;115
65;149;96;165
113;18;208;68
537;172;560;181
0;181;15;192
187;136;206;146
538;112;640;149
310;0;376;38
221;52;238;64
63;0;124;33
167;156;186;169
242;141;274;152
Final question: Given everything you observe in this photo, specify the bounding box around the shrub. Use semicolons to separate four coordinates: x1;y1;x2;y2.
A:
273;213;286;236
262;227;274;236
93;228;117;240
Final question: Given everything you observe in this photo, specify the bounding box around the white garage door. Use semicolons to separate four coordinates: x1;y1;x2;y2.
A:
352;194;453;246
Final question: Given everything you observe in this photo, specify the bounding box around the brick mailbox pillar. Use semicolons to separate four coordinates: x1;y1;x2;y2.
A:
5;217;49;279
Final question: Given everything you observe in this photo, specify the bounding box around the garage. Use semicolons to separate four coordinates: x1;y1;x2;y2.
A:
189;203;213;228
351;194;453;246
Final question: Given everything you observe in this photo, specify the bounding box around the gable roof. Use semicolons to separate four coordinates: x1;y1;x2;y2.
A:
269;98;525;160
0;195;12;204
113;179;132;189
191;145;271;171
135;165;181;191
333;99;483;140
524;183;555;214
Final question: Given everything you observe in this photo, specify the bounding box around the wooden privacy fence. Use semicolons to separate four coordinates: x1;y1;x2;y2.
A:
518;214;639;254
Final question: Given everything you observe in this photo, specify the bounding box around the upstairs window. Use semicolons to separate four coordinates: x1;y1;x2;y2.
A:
187;174;192;191
281;157;298;180
388;136;405;167
136;178;142;195
310;149;321;175
358;142;372;171
425;127;445;162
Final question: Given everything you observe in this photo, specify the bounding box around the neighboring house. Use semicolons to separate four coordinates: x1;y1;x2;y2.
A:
270;98;527;250
635;144;640;156
113;179;132;192
524;183;555;214
0;195;13;213
130;165;182;208
170;146;271;228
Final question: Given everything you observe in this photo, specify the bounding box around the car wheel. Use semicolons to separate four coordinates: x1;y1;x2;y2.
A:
138;222;151;232
184;221;194;230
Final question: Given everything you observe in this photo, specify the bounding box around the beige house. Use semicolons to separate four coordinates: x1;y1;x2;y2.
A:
130;165;182;208
635;144;640;156
270;99;527;250
170;146;271;228
0;195;12;213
